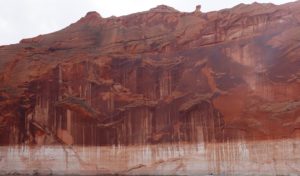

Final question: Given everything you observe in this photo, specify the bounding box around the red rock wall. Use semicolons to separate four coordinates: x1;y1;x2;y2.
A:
0;2;300;147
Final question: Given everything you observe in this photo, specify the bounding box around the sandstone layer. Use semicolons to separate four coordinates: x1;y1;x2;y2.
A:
0;1;300;175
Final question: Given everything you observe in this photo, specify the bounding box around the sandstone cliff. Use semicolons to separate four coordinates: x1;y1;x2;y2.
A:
0;2;300;146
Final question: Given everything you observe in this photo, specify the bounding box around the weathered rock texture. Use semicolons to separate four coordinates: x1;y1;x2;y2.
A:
0;1;300;175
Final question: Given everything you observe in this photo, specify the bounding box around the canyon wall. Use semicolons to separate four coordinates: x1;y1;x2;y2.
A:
0;2;300;175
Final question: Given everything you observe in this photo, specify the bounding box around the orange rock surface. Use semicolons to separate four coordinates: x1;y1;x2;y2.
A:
0;2;300;146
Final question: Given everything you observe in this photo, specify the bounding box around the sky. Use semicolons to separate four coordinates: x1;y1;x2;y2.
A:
0;0;296;45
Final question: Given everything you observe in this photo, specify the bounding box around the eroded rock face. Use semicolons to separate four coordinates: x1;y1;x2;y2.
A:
0;2;300;147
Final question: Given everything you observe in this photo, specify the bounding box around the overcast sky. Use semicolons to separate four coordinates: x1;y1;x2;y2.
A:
0;0;295;45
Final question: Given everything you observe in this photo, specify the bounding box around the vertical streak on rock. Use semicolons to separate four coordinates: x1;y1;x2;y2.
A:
58;64;63;132
66;110;71;133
